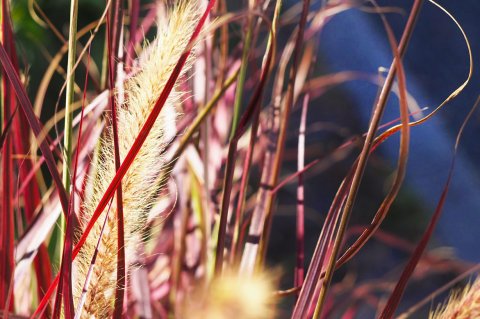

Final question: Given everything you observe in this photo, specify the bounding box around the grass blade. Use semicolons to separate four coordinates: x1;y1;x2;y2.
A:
240;0;307;273
295;93;309;289
308;1;422;316
105;0;127;315
1;0;23;309
378;96;480;319
228;0;254;140
292;1;423;317
214;10;275;273
3;3;51;306
53;0;80;292
335;0;473;270
0;43;70;218
54;46;92;319
0;104;17;148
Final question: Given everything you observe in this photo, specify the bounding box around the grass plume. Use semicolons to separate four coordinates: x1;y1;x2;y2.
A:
430;277;480;319
72;1;200;316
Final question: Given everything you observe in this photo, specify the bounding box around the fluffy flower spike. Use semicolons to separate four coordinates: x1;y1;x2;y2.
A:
430;277;480;319
73;1;200;317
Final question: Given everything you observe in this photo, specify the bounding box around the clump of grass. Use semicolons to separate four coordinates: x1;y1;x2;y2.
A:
0;0;477;318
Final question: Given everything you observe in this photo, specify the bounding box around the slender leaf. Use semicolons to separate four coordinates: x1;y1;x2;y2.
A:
378;97;480;319
0;43;70;218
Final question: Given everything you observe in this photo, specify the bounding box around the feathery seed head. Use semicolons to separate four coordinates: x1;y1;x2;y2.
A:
73;1;201;317
430;277;480;319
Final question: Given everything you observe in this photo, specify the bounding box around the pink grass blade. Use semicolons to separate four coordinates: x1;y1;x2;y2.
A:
0;50;14;314
32;2;215;316
214;138;240;273
291;171;352;318
34;245;53;317
295;93;309;289
0;0;17;309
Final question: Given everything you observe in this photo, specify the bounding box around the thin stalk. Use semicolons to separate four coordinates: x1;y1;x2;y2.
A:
169;191;190;314
4;1;51;307
62;0;79;207
201;33;212;260
232;0;282;265
214;137;239;273
214;0;229;91
239;0;283;274
100;32;109;90
0;0;14;309
231;109;259;264
228;0;254;140
311;1;424;316
191;171;209;285
295;93;309;289
57;0;79;271
105;0;126;317
167;69;239;168
54;45;93;319
126;0;140;69
259;0;309;263
214;10;276;274
239;0;305;273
